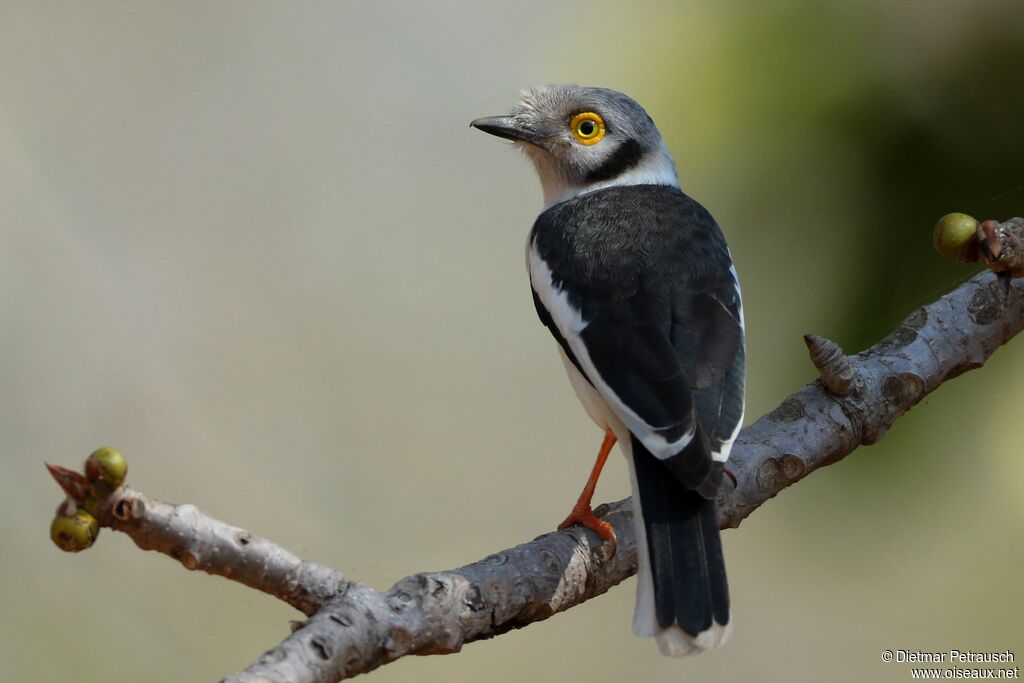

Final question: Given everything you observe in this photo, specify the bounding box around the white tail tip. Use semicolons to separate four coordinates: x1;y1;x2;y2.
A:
655;621;733;657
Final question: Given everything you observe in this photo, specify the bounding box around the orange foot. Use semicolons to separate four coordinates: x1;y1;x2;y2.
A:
558;502;618;556
558;428;618;557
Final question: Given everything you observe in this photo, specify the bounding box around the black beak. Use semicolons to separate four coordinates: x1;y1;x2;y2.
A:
470;115;545;145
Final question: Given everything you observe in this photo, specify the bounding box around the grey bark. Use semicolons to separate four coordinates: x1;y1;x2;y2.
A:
227;271;1022;682
61;270;1023;682
98;488;346;615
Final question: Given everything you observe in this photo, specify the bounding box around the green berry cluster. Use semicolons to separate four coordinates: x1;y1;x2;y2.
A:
48;447;127;553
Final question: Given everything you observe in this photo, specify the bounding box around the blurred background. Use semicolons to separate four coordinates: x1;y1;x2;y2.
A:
2;1;1022;681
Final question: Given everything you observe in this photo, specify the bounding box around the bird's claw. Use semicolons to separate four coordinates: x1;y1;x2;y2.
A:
558;505;618;558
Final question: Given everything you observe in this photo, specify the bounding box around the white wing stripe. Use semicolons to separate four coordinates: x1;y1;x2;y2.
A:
529;239;694;458
709;262;745;463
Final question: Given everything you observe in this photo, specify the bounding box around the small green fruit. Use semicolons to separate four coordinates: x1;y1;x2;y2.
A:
85;447;127;487
934;212;978;261
50;509;100;552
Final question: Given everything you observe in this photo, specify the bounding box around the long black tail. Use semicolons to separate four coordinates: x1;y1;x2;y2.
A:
631;435;730;655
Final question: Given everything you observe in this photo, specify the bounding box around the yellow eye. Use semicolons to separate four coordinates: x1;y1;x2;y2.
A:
570;112;605;145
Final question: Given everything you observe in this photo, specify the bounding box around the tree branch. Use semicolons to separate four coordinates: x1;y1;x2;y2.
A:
720;269;1022;526
97;487;347;616
223;270;1022;682
45;269;1023;683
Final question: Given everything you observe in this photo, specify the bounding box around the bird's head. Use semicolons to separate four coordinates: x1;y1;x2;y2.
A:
471;84;679;208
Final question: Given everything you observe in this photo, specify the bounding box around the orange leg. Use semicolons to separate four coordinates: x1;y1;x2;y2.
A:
558;428;618;556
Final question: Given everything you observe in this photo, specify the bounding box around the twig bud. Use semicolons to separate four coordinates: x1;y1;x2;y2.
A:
804;334;854;396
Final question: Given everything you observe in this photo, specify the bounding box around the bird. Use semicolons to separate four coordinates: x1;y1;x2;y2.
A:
471;85;745;656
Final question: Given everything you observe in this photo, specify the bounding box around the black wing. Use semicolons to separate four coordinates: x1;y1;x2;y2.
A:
530;185;744;493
